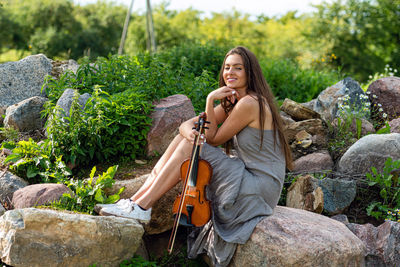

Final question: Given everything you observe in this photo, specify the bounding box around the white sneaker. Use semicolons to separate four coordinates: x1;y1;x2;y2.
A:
97;199;152;224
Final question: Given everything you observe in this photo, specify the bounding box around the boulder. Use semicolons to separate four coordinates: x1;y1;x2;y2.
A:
293;151;334;172
280;111;295;126
4;96;48;131
0;208;144;267
146;94;196;156
338;133;400;174
230;206;366;266
12;183;72;209
280;98;321;121
346;221;400;266
284;119;326;143
286;175;324;213
367;76;400;121
55;88;91;118
0;54;51;109
0;171;28;206
318;178;357;214
314;77;366;121
106;174;181;235
389;118;400;134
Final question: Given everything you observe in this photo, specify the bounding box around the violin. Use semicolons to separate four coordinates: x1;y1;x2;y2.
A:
167;112;212;254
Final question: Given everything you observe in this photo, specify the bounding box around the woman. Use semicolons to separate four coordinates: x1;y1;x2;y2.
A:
96;46;292;266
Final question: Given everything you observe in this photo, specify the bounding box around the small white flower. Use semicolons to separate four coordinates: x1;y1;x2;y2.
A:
379;108;383;112
378;103;382;107
338;97;343;101
395;69;398;73
389;68;393;71
366;91;371;95
373;94;378;98
365;102;371;106
383;113;387;118
389;72;394;76
369;75;373;79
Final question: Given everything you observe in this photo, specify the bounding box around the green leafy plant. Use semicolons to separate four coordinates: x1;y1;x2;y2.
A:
52;165;124;214
0;126;19;143
3;138;71;184
120;255;158;267
366;157;400;220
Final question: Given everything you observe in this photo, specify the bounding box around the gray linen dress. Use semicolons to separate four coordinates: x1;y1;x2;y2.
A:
187;126;286;267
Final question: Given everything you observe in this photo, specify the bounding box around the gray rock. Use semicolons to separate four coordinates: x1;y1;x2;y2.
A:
0;54;51;108
55;88;91;118
4;96;48;131
367;76;400;121
51;59;79;79
0;171;28;205
314;77;366;121
0;208;144;267
280;98;321;121
146;94;196;156
389;118;400;134
12;183;72;209
318;178;357;214
347;221;400;266
230;206;365;266
338;133;400;174
293;151;334;172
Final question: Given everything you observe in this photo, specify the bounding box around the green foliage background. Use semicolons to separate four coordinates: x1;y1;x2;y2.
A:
1;0;399;81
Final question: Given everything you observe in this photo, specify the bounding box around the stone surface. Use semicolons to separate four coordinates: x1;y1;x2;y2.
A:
0;54;51;108
4;96;48;131
280;98;321;121
230;206;365;267
293;151;334;172
146;94;195;156
106;174;181;235
367;76;400;121
0;171;28;206
389;118;400;134
280;111;295;126
286;175;324;213
0;208;144;267
346;221;400;266
12;183;72;209
314;77;366;121
318;178;357;214
55;88;91;118
284;119;326;143
338;133;400;174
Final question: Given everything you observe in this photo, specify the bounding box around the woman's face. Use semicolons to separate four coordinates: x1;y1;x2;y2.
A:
223;54;247;91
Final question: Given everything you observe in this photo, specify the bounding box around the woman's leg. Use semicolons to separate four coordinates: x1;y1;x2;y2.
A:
133;135;194;209
130;134;187;202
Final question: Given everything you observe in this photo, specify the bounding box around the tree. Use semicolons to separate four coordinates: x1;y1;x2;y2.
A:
310;0;400;81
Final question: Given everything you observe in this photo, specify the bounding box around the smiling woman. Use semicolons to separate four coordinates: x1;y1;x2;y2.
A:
95;46;292;266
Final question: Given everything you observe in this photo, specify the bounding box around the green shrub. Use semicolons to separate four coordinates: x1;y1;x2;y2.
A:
3;138;71;184
52;165;123;214
366;157;400;220
260;58;338;103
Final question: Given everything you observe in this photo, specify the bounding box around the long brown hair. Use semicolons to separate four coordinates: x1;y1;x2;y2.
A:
219;46;293;170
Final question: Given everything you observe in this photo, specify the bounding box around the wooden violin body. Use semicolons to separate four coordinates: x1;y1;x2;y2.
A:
168;112;212;253
172;157;212;227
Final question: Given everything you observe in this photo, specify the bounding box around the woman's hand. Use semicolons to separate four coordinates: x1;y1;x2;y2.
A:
179;118;206;145
207;86;237;103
